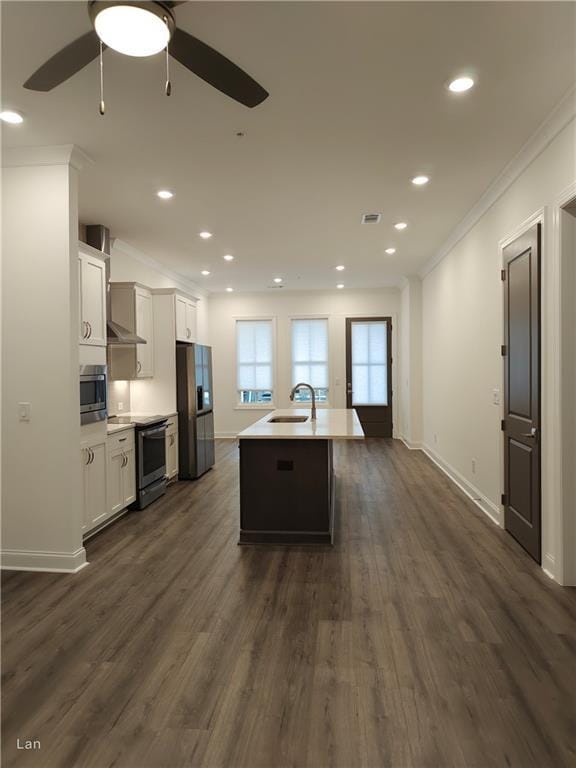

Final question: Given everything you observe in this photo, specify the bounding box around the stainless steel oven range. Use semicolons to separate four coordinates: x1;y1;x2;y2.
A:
80;364;107;425
109;415;168;509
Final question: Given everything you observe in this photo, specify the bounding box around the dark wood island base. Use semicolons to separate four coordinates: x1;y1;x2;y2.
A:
239;438;335;545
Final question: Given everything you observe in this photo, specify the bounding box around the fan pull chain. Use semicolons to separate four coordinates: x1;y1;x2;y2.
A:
164;18;171;96
99;41;105;115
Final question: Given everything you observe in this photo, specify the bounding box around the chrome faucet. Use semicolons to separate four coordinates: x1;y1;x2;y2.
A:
290;382;317;421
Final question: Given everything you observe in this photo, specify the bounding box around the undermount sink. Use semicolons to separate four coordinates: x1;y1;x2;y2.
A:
268;416;309;423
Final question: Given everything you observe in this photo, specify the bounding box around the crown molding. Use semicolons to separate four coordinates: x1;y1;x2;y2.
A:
2;144;93;171
111;238;208;299
419;85;576;279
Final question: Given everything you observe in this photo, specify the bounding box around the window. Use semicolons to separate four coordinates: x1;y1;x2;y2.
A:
236;319;274;404
351;320;388;405
291;318;329;402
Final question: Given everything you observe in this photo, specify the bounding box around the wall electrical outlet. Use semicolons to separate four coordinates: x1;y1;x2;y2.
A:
117;402;124;411
492;387;501;405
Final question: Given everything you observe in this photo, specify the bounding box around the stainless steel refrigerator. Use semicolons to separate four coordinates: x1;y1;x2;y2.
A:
176;343;215;479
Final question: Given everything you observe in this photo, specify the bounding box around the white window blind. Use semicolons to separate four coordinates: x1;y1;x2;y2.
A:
236;320;273;392
291;319;329;391
351;321;388;405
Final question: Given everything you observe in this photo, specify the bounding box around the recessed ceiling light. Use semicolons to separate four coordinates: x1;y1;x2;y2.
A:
273;277;283;283
201;270;211;276
226;287;234;292
394;222;408;231
337;284;344;290
223;254;234;261
385;248;396;255
448;76;475;93
199;231;212;239
0;110;24;124
335;265;345;271
411;175;429;186
92;4;170;57
157;189;173;199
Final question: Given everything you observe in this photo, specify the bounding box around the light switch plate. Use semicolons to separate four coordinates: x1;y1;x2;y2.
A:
18;402;31;422
492;388;500;405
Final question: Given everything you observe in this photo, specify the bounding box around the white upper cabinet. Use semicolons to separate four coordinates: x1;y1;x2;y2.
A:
79;251;107;347
135;289;154;377
108;283;154;380
175;294;197;342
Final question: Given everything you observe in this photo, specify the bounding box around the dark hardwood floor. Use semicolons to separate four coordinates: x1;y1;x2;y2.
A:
2;439;576;768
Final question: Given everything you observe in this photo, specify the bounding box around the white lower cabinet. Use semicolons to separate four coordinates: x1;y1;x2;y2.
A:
107;430;136;515
166;419;179;481
81;438;108;533
82;429;136;537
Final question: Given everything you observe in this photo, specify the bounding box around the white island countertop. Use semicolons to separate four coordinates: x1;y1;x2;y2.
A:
237;409;365;440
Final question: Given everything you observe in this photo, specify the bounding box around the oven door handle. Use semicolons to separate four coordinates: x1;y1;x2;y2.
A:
140;425;167;439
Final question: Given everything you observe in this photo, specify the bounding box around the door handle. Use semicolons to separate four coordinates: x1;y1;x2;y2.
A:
87;321;92;339
137;360;142;374
82;321;88;339
520;427;539;440
85;448;91;465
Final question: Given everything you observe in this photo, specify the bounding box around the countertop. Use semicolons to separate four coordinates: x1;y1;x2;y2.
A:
237;409;364;440
107;422;135;436
106;412;178;436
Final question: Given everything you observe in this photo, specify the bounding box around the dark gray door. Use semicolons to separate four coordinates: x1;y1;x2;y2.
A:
503;223;541;563
345;317;393;437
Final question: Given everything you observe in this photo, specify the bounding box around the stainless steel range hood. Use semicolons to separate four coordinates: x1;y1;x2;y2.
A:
85;225;146;346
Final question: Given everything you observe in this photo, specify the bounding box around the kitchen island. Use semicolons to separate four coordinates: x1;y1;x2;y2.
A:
237;409;364;544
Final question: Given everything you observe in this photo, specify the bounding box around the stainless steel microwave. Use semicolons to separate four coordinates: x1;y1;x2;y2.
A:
80;364;107;425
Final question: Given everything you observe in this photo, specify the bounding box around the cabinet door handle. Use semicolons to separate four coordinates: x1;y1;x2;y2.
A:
87;321;92;339
170;434;175;446
121;453;127;467
119;437;127;442
85;447;91;465
87;447;94;464
186;328;190;338
82;321;88;339
137;360;142;374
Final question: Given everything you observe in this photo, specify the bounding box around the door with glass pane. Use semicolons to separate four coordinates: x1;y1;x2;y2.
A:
345;317;392;437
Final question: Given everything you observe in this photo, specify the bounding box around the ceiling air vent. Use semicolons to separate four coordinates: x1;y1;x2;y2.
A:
361;213;382;224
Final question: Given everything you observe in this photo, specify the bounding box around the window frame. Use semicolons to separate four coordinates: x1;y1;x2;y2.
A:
234;316;277;410
289;315;331;407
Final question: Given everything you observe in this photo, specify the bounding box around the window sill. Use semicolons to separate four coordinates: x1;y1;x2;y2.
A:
234;404;275;410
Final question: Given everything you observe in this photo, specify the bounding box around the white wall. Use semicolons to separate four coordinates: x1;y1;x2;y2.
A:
399;278;423;447
2;148;86;571
209;289;401;436
421;116;576;574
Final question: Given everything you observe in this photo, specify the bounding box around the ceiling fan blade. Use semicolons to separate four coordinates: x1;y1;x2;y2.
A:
24;31;103;91
170;27;268;108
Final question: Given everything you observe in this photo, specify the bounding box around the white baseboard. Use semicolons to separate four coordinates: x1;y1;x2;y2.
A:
1;547;88;573
542;552;556;581
398;435;422;450
421;443;502;528
215;432;238;439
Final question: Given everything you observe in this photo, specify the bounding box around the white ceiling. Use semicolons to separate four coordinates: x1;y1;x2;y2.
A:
2;1;575;292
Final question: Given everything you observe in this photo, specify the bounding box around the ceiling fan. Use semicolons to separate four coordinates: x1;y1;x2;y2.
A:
23;1;269;109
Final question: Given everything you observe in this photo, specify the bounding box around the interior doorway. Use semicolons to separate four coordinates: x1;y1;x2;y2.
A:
345;317;393;437
502;223;542;563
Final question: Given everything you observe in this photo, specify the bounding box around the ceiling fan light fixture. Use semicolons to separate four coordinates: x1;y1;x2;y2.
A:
91;2;173;58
